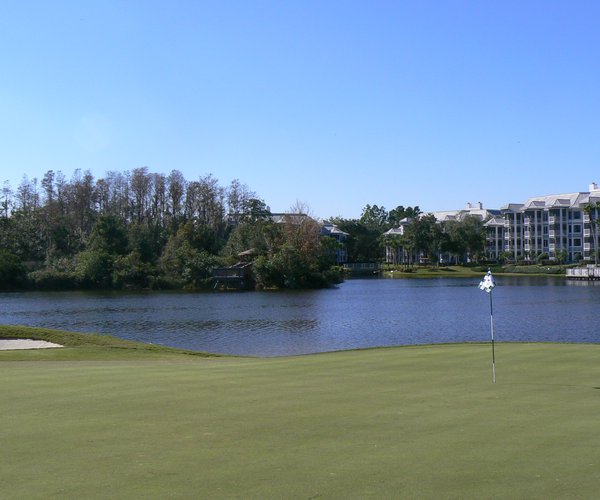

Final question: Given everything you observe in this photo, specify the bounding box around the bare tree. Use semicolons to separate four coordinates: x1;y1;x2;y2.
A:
130;167;151;223
167;170;186;223
226;179;255;225
2;181;13;218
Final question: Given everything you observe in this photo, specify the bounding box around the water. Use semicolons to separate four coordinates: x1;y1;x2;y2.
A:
1;276;599;356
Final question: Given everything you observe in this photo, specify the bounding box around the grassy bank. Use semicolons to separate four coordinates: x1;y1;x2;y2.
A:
2;327;599;498
0;325;221;361
382;264;568;278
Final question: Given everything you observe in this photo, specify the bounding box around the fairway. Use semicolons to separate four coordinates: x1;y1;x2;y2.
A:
2;342;600;499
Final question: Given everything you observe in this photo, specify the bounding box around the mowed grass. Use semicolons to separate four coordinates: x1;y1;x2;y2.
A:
2;328;600;498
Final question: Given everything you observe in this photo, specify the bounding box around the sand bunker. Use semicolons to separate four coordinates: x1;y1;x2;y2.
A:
0;339;64;350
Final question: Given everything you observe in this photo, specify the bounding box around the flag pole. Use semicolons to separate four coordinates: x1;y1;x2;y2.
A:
479;269;497;384
489;288;496;384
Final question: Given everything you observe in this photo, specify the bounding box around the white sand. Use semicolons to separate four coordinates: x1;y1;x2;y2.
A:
0;339;63;350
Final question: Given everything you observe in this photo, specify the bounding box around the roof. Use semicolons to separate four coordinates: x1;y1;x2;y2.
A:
504;187;600;212
383;227;405;236
484;215;505;227
427;206;500;223
320;223;349;237
383;217;414;236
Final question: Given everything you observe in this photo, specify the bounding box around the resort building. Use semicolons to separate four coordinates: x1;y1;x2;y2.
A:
484;215;506;261
427;201;498;224
320;222;349;264
383;184;600;264
383;203;504;264
382;218;413;264
428;202;504;261
501;183;600;263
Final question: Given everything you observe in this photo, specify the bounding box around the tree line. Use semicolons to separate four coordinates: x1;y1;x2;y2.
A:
0;168;339;290
0;168;489;291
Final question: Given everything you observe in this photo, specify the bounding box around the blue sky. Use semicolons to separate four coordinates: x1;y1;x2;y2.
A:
2;0;599;219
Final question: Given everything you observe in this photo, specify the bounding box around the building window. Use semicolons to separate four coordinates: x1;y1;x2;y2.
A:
574;239;582;246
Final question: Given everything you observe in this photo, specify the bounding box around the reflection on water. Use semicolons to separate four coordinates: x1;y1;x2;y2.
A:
1;276;599;356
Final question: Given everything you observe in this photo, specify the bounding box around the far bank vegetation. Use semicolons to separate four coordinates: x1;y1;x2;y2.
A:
0;169;340;291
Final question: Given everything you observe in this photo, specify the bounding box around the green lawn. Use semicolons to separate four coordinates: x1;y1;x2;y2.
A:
382;264;568;278
2;327;600;498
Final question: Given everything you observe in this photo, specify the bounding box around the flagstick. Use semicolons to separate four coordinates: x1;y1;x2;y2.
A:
489;289;496;384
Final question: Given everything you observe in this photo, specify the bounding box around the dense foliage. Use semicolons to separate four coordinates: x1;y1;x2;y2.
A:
0;169;340;290
0;168;497;291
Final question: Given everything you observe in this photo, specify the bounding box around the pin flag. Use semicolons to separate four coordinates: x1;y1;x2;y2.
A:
479;269;497;383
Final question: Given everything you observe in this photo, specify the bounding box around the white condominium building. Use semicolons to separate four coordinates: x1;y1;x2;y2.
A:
428;202;505;261
383;203;505;263
501;183;600;262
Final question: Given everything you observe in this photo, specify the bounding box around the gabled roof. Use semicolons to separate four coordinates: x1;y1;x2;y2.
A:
500;203;525;211
484;215;505;227
523;200;546;209
428;206;499;222
383;217;414;236
383;227;405;236
507;188;600;211
320;223;349;237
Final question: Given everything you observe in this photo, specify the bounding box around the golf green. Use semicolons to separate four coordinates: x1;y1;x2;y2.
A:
2;341;600;498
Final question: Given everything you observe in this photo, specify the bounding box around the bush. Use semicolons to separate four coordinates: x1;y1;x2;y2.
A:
29;269;79;290
0;251;27;289
113;252;155;289
76;250;114;288
28;258;79;290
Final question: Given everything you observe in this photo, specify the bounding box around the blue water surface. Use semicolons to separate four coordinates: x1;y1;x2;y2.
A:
0;276;598;356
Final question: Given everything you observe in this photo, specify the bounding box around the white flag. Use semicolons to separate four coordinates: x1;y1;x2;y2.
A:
478;270;496;293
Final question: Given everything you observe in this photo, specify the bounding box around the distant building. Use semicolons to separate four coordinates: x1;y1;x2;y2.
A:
427;201;498;223
427;202;504;262
320;222;349;264
383;202;504;264
382;218;413;264
484;215;506;261
501;183;600;262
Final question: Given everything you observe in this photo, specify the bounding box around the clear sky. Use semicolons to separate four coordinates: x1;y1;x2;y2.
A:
2;0;599;219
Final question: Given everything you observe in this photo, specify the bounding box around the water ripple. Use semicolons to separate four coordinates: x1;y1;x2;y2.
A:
1;277;599;355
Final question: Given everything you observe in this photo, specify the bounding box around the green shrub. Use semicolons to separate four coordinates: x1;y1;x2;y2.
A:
0;250;27;289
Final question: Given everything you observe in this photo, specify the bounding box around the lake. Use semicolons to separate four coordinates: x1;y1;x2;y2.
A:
1;276;599;356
